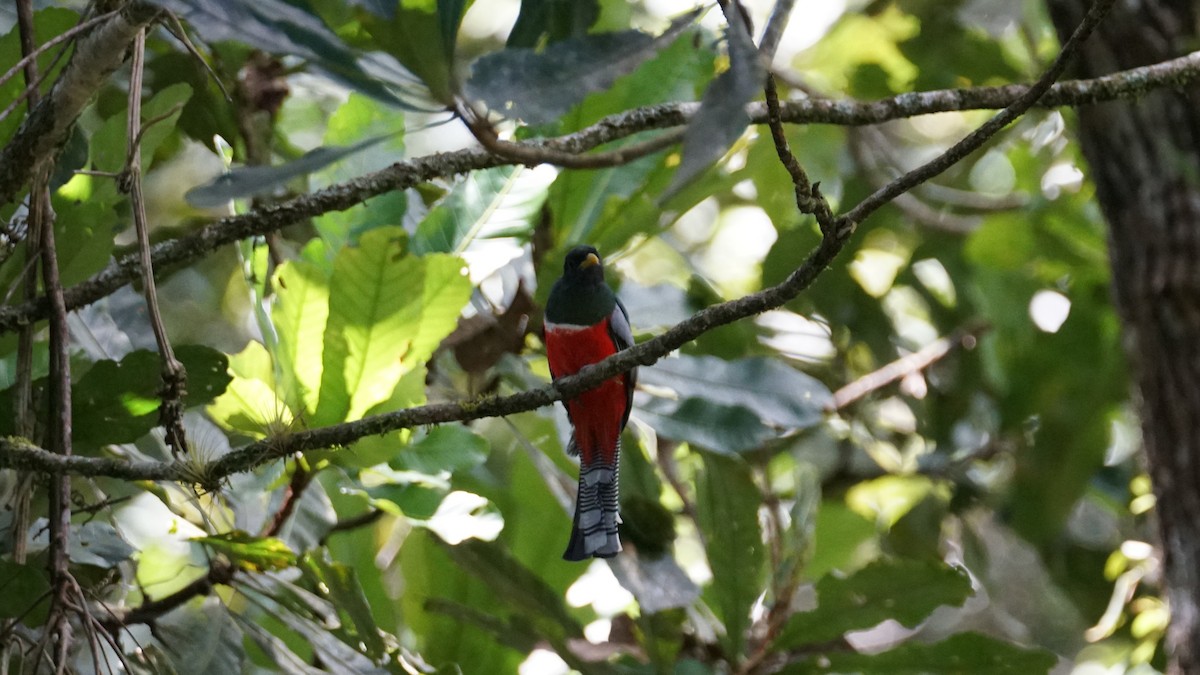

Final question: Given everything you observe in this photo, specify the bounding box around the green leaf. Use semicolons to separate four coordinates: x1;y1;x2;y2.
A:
155;0;416;108
273;256;332;417
90;82;193;175
393;424;489;475
358;0;467;103
640;355;832;428
0;8;77;147
694;452;764;659
778;559;973;648
507;0;599;48
664;6;764;197
439;538;584;645
313;228;472;425
464;9;700;125
301;551;387;661
193;531;297;572
637;397;773;454
68;345;231;450
783;632;1056;675
0;561;50;624
412;166;554;276
153;597;247;675
69;522;135;568
185;133;396;207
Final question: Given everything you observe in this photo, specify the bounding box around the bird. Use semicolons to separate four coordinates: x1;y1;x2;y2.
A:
544;245;636;561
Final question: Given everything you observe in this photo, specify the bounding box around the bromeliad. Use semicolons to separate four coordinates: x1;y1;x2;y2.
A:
544;246;636;561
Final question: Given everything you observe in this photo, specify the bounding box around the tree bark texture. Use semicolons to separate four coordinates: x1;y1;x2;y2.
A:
1046;0;1200;671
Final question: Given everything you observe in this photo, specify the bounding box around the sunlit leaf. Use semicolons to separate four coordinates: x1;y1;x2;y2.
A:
193;531;297;572
312;228;471;425
273;255;332;417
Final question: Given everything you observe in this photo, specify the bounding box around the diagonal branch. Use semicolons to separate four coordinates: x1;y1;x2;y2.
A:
0;45;1196;333
0;2;160;208
0;0;1123;488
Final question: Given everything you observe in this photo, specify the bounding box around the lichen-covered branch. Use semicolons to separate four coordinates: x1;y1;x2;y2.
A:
0;2;159;208
0;47;1196;333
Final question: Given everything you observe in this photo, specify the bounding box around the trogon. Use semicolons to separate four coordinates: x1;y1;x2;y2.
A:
544;245;636;561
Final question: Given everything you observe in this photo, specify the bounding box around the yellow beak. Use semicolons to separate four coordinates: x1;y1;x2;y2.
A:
580;252;600;269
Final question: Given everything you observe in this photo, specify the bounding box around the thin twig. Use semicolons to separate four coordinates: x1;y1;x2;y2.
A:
0;9;118;94
829;323;989;410
837;0;1117;228
1;46;1199;333
99;560;235;633
261;462;311;537
126;29;190;457
319;509;384;545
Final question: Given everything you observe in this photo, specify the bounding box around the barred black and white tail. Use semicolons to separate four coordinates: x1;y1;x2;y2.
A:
563;450;622;561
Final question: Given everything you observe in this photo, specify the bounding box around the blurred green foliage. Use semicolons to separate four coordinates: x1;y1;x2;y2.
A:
0;0;1163;673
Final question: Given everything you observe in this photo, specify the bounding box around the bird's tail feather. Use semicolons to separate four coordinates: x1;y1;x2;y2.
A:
563;448;621;561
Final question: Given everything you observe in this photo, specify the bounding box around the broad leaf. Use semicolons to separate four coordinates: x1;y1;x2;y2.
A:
153;597;247;675
69;522;136;568
313;228;471;425
27;345;231;450
464;9;701;125
664;6;765;197
506;0;599;48
783;631;1056;675
273;256;332;417
358;0;467;103
0;561;50;624
412;165;555;280
637;396;773;454
393;424;489;475
302;551;387;661
185;133;397;207
778;558;973;648
694;451;765;658
640;354;831;428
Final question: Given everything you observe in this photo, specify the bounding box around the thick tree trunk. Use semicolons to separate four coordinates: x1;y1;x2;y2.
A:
1046;0;1200;671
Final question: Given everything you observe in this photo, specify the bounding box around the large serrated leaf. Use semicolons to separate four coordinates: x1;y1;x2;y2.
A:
464;8;700;125
778;558;973;648
783;631;1056;675
185;133;396;208
641;355;831;429
694;451;765;659
313;229;471;425
664;6;765;197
